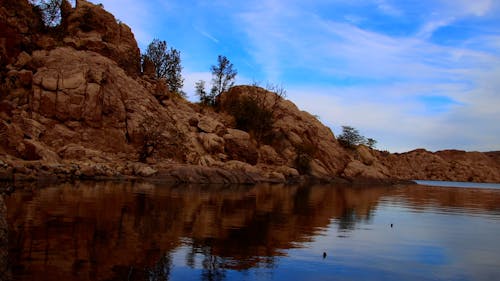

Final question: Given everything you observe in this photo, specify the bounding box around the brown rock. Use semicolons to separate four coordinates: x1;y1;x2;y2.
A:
6;70;33;89
134;164;157;177
199;133;225;154
222;160;261;175
197;116;224;134
357;145;376;166
18;117;45;140
156;165;259;184
223;129;259;165
14;51;32;68
343;160;387;180
79;163;115;178
58;144;107;161
220;86;351;176
259;145;282;165
377;149;500;183
19;140;61;163
0;0;43;67
309;159;330;179
277;166;300;178
65;0;141;76
1;1;499;184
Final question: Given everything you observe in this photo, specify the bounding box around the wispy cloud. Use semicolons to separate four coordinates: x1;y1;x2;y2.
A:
375;0;403;17
234;0;500;151
193;25;219;44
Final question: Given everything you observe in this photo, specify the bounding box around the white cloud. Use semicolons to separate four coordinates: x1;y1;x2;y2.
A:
193;27;220;44
449;0;494;17
235;0;500;152
375;0;403;17
415;0;497;38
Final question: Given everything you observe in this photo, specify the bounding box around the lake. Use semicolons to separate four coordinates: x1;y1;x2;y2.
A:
2;180;500;280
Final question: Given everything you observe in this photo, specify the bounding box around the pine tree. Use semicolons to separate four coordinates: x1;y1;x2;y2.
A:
210;55;237;97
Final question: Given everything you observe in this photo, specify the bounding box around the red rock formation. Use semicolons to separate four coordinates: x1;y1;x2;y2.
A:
0;0;498;183
376;149;500;183
64;0;141;76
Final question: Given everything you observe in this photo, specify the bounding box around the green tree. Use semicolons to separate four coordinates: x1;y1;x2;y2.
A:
366;138;377;149
143;39;184;94
210;55;237;97
338;126;366;148
143;39;168;78
165;48;184;94
195;80;211;105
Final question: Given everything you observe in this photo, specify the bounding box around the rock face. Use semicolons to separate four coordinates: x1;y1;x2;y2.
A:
0;0;499;184
64;0;141;76
377;149;500;183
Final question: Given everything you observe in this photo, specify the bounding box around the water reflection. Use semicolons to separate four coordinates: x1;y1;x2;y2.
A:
3;182;500;280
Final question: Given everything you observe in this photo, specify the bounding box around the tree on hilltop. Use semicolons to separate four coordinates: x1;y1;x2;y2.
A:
195;80;211;106
210;55;237;97
143;39;184;95
366;138;377;149
196;55;237;106
338;126;364;148
338;126;378;149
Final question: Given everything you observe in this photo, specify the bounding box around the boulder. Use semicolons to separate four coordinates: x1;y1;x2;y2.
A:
343;160;387;180
64;0;141;76
199;133;224;154
357;145;376;166
134;164;157;177
259;145;282;165
58;144;109;161
223;129;258;165
156;165;259;184
18;140;60;163
197;116;224;134
222;160;261;175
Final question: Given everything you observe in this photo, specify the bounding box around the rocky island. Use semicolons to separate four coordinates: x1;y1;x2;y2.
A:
1;0;499;185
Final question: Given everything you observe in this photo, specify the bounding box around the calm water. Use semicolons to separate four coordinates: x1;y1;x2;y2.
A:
415;180;500;190
3;181;500;280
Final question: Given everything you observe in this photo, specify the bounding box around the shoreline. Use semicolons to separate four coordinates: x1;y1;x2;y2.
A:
0;158;415;188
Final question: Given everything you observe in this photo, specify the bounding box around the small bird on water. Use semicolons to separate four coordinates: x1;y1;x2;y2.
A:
323;252;327;259
390;223;393;228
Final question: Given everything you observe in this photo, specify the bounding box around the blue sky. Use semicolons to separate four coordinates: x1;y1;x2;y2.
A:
89;0;500;152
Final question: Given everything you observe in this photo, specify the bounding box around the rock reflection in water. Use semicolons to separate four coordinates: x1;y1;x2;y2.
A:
6;182;500;280
5;182;390;280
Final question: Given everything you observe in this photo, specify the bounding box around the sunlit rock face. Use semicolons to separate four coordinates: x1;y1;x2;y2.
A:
377;149;500;183
1;0;499;183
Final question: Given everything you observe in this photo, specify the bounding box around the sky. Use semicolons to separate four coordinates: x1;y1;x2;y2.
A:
88;0;500;153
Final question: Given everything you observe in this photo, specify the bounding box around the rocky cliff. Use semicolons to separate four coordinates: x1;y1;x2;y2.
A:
1;0;499;184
